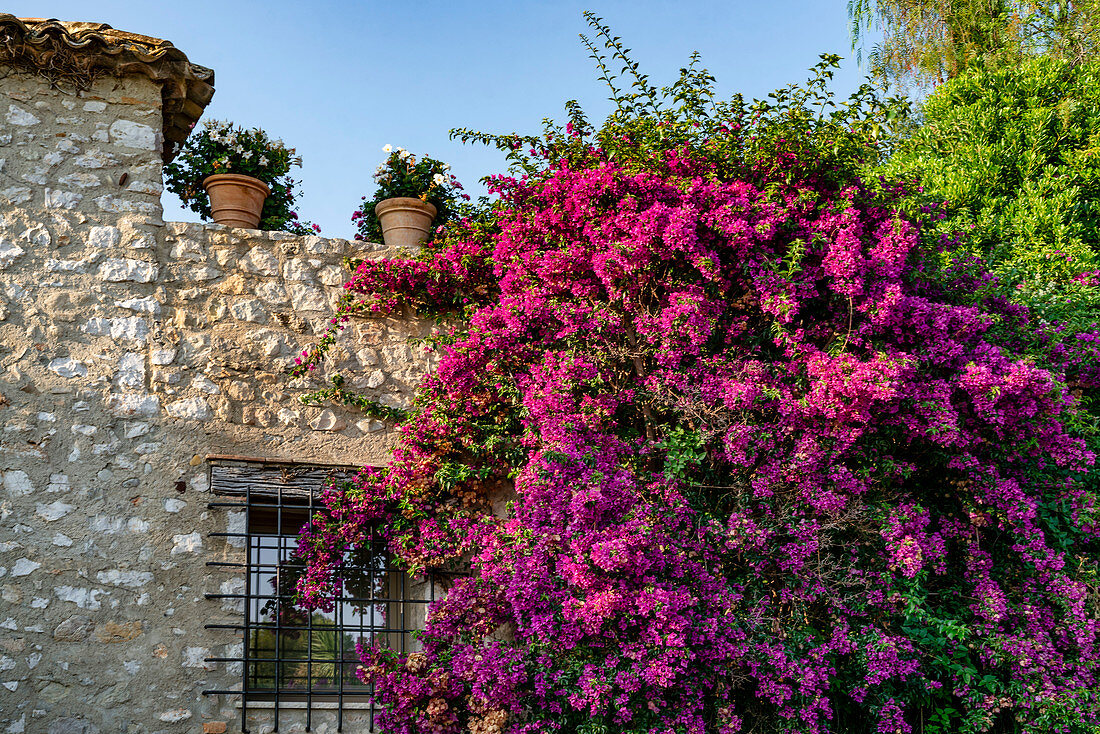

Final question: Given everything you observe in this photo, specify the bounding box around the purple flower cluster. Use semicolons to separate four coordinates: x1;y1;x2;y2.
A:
295;146;1100;733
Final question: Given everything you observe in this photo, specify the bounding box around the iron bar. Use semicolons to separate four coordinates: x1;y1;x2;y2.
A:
204;459;437;732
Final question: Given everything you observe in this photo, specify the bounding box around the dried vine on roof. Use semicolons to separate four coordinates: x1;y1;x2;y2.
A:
0;26;105;91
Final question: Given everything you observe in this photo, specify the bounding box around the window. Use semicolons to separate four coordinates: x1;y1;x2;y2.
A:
204;457;438;732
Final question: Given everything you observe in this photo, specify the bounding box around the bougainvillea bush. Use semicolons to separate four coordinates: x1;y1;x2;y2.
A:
294;21;1100;734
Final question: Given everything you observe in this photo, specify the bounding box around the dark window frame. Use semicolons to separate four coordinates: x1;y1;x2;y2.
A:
202;457;439;733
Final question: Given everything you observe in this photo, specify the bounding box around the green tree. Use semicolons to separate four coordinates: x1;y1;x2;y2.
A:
849;0;1100;85
1021;0;1100;61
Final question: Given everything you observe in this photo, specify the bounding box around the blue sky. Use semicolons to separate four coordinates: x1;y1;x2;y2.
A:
10;1;874;237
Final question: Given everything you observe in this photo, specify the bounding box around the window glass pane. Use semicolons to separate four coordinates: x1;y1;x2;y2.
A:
246;502;381;693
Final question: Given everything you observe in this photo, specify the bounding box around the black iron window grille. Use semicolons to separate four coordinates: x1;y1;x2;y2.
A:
202;457;438;732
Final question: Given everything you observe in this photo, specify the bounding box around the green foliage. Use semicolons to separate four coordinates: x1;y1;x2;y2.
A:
849;0;1100;86
248;613;362;690
299;373;409;423
658;425;707;481
165;119;318;234
849;0;1017;85
1028;688;1100;733
452;14;910;195
879;55;1100;328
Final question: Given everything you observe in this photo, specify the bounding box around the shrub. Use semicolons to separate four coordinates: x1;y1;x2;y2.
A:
293;19;1100;734
879;55;1100;330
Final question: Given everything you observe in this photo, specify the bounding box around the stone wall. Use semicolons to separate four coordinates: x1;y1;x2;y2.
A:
0;73;433;733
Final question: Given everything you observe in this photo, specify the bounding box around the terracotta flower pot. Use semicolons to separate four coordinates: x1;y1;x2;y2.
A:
375;197;437;249
203;173;270;229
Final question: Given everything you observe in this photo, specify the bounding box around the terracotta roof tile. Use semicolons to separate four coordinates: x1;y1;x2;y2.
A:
0;15;215;161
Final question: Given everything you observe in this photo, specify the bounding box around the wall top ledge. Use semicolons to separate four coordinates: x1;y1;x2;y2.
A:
165;221;403;261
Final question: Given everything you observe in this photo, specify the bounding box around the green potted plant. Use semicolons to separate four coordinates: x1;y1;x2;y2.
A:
165;119;319;234
352;145;465;248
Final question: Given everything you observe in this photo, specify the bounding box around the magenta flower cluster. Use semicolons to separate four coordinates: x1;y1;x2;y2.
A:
295;144;1100;733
